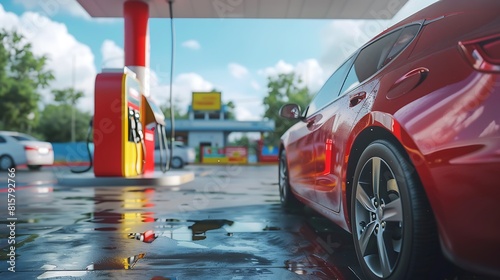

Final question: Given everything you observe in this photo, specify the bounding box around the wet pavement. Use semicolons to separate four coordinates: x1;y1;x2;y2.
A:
0;165;495;279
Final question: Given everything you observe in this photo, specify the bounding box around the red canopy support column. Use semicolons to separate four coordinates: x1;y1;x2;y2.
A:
124;0;150;97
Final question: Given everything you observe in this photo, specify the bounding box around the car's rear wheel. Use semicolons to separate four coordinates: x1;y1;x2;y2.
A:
0;155;15;170
171;156;184;169
279;150;301;208
28;165;41;171
351;140;437;280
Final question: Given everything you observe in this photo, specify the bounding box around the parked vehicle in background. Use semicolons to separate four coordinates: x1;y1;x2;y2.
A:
279;0;500;279
0;131;54;171
154;140;195;169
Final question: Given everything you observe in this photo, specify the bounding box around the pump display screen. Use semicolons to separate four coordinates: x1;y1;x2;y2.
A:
126;75;141;109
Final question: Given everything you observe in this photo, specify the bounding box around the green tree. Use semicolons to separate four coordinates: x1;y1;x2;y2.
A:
0;29;54;131
263;72;312;145
230;133;250;147
37;104;91;142
51;88;85;142
52;88;84;105
36;88;90;142
161;98;188;120
223;100;236;120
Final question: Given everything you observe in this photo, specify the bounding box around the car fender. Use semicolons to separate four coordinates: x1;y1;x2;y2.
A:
342;111;435;231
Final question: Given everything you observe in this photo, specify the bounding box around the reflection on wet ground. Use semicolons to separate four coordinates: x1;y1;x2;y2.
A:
0;166;494;279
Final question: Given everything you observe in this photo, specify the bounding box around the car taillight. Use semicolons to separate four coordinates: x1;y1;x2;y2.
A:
459;34;500;72
24;146;38;151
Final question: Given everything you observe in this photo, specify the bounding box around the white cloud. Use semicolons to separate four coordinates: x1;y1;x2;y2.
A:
150;73;264;121
234;105;261;121
0;4;96;112
320;20;379;70
258;60;294;77
250;80;260;91
295;59;326;92
258;59;326;92
228;63;249;79
181;40;201;50
320;0;439;70
101;40;124;68
150;73;214;114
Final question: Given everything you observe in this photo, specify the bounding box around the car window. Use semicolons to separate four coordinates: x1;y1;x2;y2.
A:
339;24;420;96
380;24;420;68
0;136;6;143
11;134;38;141
340;63;362;96
307;56;354;115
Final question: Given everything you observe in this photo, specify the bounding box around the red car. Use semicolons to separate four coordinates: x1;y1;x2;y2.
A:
278;0;500;279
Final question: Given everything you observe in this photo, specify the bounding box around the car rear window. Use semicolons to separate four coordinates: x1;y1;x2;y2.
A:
0;136;6;143
11;134;38;141
379;24;420;68
339;24;421;96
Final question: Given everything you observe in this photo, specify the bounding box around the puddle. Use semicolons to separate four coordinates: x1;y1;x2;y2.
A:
37;270;87;279
63;196;94;201
38;263;88;279
125;253;146;269
85;211;156;224
94;227;118;231
126;188;155;193
259;182;279;186
87;253;146;270
155;218;182;222
153;218;281;235
285;260;308;275
263;226;281;231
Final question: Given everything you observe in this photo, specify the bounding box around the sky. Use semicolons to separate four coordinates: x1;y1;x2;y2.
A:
1;0;438;121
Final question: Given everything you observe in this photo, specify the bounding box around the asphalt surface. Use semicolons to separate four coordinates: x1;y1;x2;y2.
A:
0;165;495;279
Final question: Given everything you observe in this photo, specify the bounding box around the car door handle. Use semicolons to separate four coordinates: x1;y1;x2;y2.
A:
307;120;315;129
306;115;321;130
349;92;366;107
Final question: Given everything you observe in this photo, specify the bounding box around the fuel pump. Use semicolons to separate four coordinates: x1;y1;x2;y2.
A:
93;69;145;177
91;0;176;178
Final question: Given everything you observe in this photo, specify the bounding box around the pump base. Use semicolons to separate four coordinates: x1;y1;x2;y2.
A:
57;170;194;187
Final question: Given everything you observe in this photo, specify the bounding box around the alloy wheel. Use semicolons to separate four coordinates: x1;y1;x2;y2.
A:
354;156;403;278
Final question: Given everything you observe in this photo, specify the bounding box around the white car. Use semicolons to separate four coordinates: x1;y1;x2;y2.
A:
0;131;54;171
154;141;195;169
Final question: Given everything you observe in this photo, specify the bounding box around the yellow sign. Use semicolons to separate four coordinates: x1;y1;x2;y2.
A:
192;92;221;111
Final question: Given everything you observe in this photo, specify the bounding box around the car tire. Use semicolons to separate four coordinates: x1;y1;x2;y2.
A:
171;156;184;169
279;149;302;208
0;155;15;171
351;140;438;280
28;165;42;171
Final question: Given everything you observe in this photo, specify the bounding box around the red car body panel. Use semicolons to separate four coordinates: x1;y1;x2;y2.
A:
281;0;500;276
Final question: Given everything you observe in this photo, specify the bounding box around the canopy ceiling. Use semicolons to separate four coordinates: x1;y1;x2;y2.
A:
77;0;407;19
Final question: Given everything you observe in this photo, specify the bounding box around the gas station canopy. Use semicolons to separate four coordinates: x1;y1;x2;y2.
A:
77;0;407;19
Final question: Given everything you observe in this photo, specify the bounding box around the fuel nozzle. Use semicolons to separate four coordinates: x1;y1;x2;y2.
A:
129;109;136;130
134;111;144;140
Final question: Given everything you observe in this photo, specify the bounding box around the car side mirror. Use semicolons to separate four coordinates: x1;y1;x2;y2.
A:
279;104;302;120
